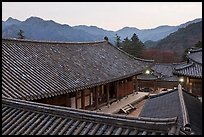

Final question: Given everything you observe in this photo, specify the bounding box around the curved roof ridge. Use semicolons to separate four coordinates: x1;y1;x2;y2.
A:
2;96;177;124
149;89;177;99
189;48;202;53
174;62;194;70
187;57;202;65
133;57;155;63
186;48;202;65
172;61;187;65
108;44;155;63
178;85;190;130
155;63;174;65
2;38;107;45
137;116;178;122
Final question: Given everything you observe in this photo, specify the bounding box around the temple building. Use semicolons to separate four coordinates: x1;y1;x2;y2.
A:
2;38;153;110
173;48;202;97
2;38;202;135
137;63;179;93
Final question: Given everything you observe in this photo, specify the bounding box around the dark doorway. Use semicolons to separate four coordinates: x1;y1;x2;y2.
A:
109;82;116;98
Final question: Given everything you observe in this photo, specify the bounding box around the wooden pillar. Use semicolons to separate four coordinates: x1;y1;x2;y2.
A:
154;80;156;93
125;79;128;97
75;92;78;108
132;76;135;94
102;84;104;96
89;89;92;106
185;77;189;91
189;78;192;93
81;90;85;109
106;83;110;105
121;80;124;97
135;76;138;93
115;81;119;100
95;86;99;109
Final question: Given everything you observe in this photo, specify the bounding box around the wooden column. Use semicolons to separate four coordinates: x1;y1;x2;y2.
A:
75;92;78;108
81;90;85;109
132;76;135;94
154;80;156;93
125;79;128;97
185;77;189;91
189;78;192;93
95;86;99;109
135;76;138;93
102;84;104;96
106;83;110;105
115;81;119;100
89;89;92;106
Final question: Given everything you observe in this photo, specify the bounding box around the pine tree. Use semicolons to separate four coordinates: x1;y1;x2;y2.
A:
114;34;121;48
121;37;131;49
122;33;144;58
17;29;25;39
104;36;109;41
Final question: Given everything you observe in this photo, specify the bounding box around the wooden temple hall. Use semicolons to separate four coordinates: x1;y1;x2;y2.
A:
173;48;202;97
2;38;154;110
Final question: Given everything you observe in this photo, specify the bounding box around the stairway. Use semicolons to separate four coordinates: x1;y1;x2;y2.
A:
120;104;136;114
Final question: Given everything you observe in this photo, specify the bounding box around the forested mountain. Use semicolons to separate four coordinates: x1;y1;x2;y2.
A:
148;21;202;54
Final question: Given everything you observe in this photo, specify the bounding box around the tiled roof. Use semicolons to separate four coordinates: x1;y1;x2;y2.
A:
187;48;202;64
182;91;202;135
139;86;202;135
137;73;158;80
2;97;179;135
137;63;178;82
152;63;175;77
162;76;178;82
173;48;202;78
2;38;153;100
173;62;202;78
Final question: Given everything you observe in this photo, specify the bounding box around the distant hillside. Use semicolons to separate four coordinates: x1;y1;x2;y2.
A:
2;17;101;42
115;18;202;42
73;25;115;43
2;16;202;43
148;21;202;54
2;17;21;29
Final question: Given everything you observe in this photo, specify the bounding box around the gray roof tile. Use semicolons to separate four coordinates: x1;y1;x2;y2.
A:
139;88;202;135
2;97;178;135
2;38;153;100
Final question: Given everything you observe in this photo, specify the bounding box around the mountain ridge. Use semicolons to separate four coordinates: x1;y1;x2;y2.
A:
2;16;202;43
147;21;202;55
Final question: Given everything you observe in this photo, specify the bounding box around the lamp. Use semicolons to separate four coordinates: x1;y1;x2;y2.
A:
179;77;184;83
145;70;150;75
